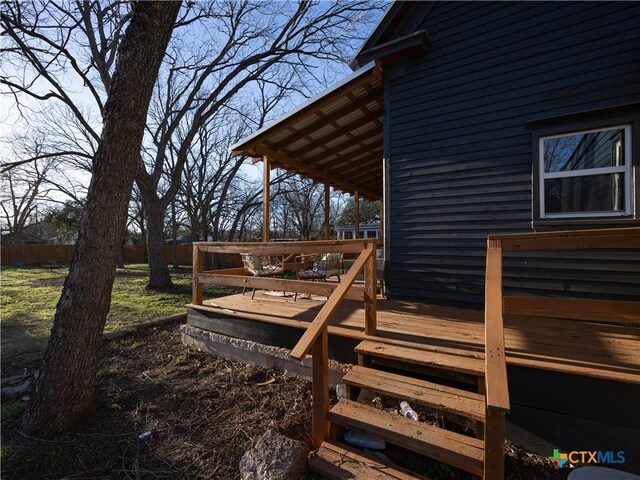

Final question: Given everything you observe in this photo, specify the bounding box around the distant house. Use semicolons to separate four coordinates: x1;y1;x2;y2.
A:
1;231;47;244
1;221;73;244
164;234;193;244
336;223;380;240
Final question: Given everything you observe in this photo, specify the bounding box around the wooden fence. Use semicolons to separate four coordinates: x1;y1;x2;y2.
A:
1;244;227;266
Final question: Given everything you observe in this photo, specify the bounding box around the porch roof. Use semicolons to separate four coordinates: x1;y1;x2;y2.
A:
230;64;383;200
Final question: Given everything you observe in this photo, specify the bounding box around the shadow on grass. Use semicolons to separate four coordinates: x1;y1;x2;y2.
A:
0;315;51;376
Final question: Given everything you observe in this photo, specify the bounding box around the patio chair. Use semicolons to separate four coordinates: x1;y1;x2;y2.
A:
294;252;343;301
240;254;284;299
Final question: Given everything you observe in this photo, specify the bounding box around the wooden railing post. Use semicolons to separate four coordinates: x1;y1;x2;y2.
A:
364;242;377;336
312;326;329;450
192;244;203;306
484;406;506;480
484;238;508;480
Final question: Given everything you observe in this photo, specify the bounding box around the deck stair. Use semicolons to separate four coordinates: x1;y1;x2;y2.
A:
355;339;485;378
309;339;496;479
310;439;432;480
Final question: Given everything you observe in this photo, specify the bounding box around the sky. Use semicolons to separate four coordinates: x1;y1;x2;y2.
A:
0;1;386;200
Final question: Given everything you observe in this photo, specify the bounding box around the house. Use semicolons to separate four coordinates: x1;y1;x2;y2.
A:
336;222;380;240
186;2;640;477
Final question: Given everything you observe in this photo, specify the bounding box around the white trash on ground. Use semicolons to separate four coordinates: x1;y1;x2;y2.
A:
400;401;419;421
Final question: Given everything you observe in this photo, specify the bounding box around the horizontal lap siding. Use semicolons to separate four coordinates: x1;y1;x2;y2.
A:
386;1;640;306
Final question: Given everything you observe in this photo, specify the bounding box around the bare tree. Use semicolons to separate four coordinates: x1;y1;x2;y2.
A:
0;158;55;235
137;0;383;289
0;1;130;171
282;177;325;239
21;0;181;436
336;196;380;226
1;0;385;289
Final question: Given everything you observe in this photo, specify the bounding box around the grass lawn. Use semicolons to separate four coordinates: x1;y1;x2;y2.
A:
0;264;235;371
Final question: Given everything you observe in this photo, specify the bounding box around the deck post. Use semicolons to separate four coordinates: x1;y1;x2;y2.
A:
379;199;384;243
364;242;377;336
484;406;506;480
312;326;329;450
262;155;270;242
192;245;203;306
484;238;508;480
354;191;360;239
324;183;330;240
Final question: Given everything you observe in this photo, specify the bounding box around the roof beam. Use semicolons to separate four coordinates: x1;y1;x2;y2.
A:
333;156;382;180
314;147;379;172
287;110;381;159
269;88;381;152
321;153;382;182
255;144;381;200
304;132;383;166
232;70;378;156
290;123;381;162
306;136;383;167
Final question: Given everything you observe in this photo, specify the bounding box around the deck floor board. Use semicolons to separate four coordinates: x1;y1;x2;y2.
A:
188;292;640;384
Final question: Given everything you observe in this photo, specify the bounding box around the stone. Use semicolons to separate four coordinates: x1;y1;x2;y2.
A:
239;429;310;480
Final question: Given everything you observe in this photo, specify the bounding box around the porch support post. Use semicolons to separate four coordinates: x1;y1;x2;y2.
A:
312;326;329;449
354;191;360;239
262;155;270;242
378;199;383;244
324;183;330;240
364;242;377;335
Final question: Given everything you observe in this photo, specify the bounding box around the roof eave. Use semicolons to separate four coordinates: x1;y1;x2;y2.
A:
349;0;415;70
229;63;376;157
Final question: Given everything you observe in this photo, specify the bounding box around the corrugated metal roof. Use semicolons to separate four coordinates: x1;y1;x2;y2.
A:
230;63;383;200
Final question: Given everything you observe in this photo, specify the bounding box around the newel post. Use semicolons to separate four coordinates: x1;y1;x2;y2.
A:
364;242;377;335
192;244;203;306
484;238;506;480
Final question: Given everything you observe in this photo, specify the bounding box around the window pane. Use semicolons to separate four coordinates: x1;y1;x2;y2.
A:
545;174;625;214
543;127;625;173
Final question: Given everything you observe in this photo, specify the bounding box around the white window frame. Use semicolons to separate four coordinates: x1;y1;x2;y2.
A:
539;125;633;219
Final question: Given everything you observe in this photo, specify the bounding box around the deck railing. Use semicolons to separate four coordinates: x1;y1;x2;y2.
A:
192;239;379;449
483;226;640;479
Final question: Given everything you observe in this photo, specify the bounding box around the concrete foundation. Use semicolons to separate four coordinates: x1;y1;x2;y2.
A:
180;323;349;386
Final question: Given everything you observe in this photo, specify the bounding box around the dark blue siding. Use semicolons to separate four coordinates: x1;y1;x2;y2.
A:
385;1;640;306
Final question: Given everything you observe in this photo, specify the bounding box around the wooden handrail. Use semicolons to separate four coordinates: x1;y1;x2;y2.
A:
201;267;246;276
190;239;378;307
195;239;371;255
290;246;374;360
198;273;366;301
483;227;640;479
503;296;640;324
492;226;640;251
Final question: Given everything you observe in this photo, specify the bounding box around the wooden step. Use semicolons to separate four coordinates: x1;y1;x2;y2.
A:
356;340;485;377
343;365;486;422
328;399;484;477
310;439;431;480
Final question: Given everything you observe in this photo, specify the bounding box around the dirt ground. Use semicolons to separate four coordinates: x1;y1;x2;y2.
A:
1;321;570;479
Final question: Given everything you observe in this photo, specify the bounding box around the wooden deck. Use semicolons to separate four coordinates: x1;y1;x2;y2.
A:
188;291;640;384
187;232;640;478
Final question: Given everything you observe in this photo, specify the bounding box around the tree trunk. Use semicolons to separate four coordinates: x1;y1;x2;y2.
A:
171;200;179;269
145;197;173;289
139;204;148;262
21;1;181;436
117;246;125;269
